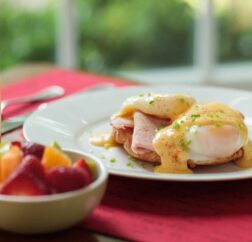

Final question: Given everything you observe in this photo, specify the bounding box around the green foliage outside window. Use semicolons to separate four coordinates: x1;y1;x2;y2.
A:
0;2;55;70
0;0;251;72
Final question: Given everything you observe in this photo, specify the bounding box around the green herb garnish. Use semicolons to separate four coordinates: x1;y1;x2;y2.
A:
99;154;105;159
238;123;244;130
139;93;145;97
179;97;185;103
172;122;180;130
126;162;134;168
149;99;155;105
154;96;161;101
110;158;117;163
190;114;200;118
215;121;223;127
190;114;200;121
128;156;137;162
178;139;192;151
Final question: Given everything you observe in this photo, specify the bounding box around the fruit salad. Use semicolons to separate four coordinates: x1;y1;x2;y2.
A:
0;141;95;196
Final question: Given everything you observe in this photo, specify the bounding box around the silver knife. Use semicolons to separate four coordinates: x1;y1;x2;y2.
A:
2;113;30;134
2;83;116;135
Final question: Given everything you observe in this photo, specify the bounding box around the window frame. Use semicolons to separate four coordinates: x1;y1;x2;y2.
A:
56;0;252;89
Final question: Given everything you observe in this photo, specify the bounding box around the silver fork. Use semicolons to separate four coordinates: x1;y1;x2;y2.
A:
1;86;65;112
2;83;116;134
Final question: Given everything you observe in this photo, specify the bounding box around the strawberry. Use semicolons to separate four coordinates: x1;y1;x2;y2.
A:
0;155;50;196
73;159;93;185
46;166;88;193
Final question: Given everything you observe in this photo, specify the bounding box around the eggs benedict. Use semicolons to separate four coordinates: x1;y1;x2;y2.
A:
110;93;196;163
153;102;247;173
90;93;252;174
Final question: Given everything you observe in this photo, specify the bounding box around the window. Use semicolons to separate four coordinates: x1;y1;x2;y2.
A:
1;0;252;88
217;0;252;64
55;0;252;87
0;0;55;70
75;0;195;72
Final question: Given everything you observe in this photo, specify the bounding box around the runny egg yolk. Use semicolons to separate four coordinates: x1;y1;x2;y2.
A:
153;102;249;174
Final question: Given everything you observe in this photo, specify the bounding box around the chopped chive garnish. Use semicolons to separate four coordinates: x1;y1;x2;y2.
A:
238;123;244;130
215;121;223;127
110;158;117;163
99;154;105;159
179;98;185;103
190;114;200;121
172;122;180;130
186;140;192;147
207;114;214;118
178;139;192;151
149;100;155;105
190;114;200;118
147;92;152;97
154;96;161;101
139;93;145;97
126;162;134;168
128;156;137;162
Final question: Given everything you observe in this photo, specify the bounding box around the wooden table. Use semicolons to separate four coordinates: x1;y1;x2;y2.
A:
0;63;124;242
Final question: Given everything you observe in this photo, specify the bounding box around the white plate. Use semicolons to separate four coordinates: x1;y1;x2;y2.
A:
24;85;252;182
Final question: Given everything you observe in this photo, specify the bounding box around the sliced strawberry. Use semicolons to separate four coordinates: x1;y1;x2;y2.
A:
0;155;50;196
46;166;89;193
73;159;93;184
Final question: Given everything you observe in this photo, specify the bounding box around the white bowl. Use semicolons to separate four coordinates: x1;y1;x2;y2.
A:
0;150;108;234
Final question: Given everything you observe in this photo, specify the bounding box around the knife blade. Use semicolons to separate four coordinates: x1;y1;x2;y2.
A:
2;113;30;134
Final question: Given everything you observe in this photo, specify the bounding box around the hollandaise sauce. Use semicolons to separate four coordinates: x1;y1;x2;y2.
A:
235;141;252;168
119;94;196;120
89;132;117;149
153;102;249;174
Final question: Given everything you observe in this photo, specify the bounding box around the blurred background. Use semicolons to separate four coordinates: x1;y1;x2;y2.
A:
1;0;252;87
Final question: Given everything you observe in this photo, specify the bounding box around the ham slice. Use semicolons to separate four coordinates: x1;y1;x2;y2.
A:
111;117;134;129
131;112;170;154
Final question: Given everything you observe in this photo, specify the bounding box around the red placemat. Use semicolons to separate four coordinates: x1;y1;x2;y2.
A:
3;69;252;242
2;68;133;119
